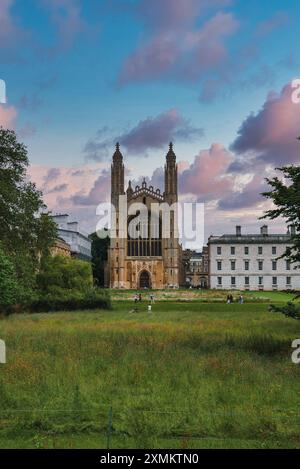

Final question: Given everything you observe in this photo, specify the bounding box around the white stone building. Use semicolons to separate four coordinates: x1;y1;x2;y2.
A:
51;214;92;262
208;225;300;291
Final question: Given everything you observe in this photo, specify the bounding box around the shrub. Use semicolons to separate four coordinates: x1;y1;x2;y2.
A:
37;255;93;294
29;289;111;313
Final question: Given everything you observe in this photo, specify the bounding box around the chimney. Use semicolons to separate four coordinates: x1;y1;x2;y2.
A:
236;225;242;236
260;225;268;236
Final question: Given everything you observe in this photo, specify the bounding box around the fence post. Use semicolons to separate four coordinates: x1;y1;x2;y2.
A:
107;406;113;450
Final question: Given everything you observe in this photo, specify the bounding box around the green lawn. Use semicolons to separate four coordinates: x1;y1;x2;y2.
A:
0;295;299;449
111;288;297;303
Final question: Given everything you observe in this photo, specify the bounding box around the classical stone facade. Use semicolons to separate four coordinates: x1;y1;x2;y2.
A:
208;225;300;291
52;237;72;257
108;143;180;289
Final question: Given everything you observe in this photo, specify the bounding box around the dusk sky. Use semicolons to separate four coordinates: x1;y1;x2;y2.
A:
1;0;300;239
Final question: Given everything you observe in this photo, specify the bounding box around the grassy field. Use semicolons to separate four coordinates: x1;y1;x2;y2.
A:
0;291;299;449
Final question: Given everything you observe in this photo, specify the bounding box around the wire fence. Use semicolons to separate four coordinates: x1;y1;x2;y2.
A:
1;405;300;449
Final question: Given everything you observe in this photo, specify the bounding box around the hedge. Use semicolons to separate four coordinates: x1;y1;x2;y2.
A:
29;289;111;313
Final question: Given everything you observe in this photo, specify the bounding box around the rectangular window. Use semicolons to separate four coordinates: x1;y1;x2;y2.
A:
258;261;263;271
272;260;277;271
286;260;291;271
287;277;291;286
217;246;222;255
231;246;235;255
217;277;222;286
258;246;263;255
245;277;250;286
231;277;236;286
217;261;222;271
272;277;277;286
272;246;277;255
244;247;249;255
245;261;249;271
258;276;263;286
231;261;236;271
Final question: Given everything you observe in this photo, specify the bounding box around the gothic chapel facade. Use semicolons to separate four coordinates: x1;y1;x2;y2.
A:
108;143;181;289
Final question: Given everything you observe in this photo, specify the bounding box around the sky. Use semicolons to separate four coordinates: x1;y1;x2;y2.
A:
1;0;300;241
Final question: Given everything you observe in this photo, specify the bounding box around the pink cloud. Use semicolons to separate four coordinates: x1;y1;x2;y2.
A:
40;0;86;50
137;0;197;31
184;12;239;79
0;0;20;46
231;82;300;168
28;163;108;210
84;109;203;161
0;0;29;61
0;105;17;128
179;143;234;200
120;109;203;154
218;173;269;210
119;34;179;84
118;2;238;85
256;11;289;37
70;169;111;206
137;0;233;31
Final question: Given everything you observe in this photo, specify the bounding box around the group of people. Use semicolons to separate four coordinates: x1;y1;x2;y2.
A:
133;293;155;306
226;294;244;304
133;293;142;303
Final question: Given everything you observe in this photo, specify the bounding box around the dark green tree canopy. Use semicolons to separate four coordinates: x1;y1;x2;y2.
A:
0;245;19;310
262;165;300;266
37;255;93;295
262;164;300;318
89;230;110;287
0;127;57;288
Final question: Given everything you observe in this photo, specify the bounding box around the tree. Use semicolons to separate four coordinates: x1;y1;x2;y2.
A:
89;230;110;287
262;165;300;319
0;245;19;312
262;165;300;265
0;128;57;289
37;255;93;295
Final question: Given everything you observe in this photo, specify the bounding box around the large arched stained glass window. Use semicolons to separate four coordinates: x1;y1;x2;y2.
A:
127;212;162;257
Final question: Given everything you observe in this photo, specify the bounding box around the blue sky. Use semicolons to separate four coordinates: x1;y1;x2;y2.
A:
1;0;300;236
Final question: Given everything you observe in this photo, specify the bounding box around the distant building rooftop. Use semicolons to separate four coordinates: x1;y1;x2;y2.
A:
51;214;92;261
209;234;291;244
208;224;293;244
